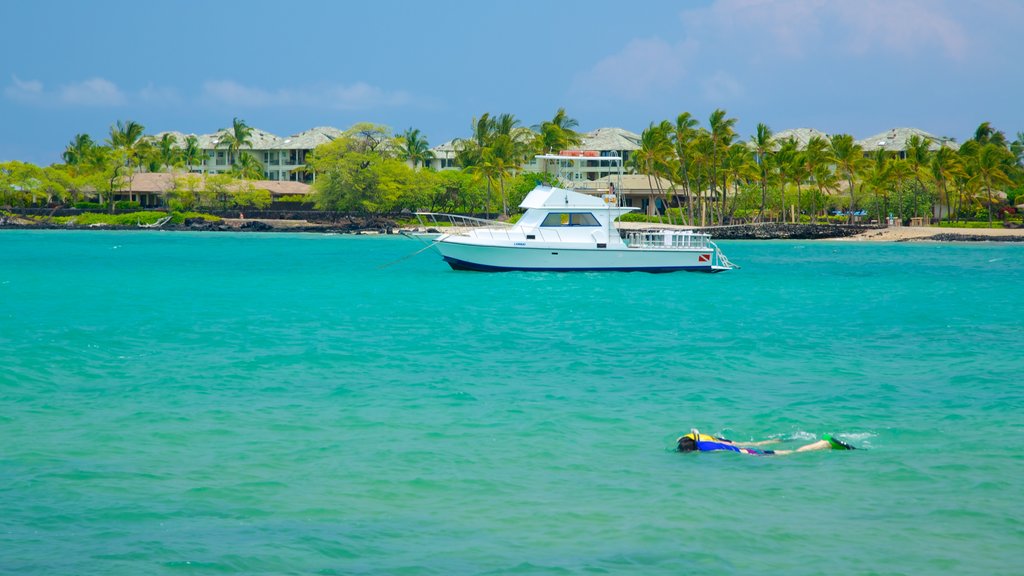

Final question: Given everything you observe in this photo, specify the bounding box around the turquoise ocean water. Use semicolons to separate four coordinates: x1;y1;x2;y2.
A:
1;230;1022;575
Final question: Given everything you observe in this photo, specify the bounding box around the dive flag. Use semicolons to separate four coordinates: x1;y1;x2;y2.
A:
698;253;711;263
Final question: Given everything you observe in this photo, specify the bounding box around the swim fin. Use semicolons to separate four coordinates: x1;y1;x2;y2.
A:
823;433;856;450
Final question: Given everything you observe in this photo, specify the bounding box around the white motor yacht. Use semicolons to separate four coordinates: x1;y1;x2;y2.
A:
417;154;736;273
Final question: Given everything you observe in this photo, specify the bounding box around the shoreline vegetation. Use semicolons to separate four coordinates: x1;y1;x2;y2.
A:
3;211;1024;242
2;110;1023;241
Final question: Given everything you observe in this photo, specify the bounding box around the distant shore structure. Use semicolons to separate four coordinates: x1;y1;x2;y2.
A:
147;124;957;205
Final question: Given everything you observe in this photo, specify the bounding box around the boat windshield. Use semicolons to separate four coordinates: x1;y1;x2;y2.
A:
540;212;600;227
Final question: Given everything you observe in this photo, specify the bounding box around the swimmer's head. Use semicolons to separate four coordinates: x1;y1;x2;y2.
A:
677;435;697;452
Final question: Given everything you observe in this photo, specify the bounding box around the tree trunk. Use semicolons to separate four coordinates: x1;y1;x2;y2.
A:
683;161;694;226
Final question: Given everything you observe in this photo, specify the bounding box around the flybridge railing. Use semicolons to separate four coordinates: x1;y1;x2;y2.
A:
414;212;512;230
414;213;573;242
623;230;711;250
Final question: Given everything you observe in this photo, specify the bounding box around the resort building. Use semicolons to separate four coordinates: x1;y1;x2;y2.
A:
855;127;957;158
771;128;830;149
150;126;345;183
425;127;642;178
113;172;312;208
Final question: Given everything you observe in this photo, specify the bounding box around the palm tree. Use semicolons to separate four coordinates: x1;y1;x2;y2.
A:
231;152;265;180
708;109;737;224
631;123;674;219
723;143;755;221
671;112;699;225
219;117;254;167
1011;131;1024;167
974;143;1014;225
863;149;893;223
62;133;96;170
973;121;1008;148
888;159;913;223
904;135;932;220
107;120;146;208
156;133;180;172
929;147;964;224
182;135;203;173
829;134;864;224
688;131;714;225
398;128;434;170
773;138;800;223
537;107;582;153
801;136;831;222
750;123;773;222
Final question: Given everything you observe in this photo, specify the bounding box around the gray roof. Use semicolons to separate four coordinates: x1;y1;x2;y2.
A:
279;126;345;149
149;126;345;151
856;127;955;152
771;128;830;149
579;127;641;152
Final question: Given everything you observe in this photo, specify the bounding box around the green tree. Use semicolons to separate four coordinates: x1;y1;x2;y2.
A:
156;133;181;172
107;120;146;210
771;138;798;223
536;107;582;153
723;142;755;220
929;147;965;224
397;127;434;170
307;135;421;213
231;182;273;209
630;122;674;219
231;152;264;180
62;133;96;171
904;135;933;220
750;123;773;222
802;136;834;222
829;134;865;223
206;173;235;209
972;121;1008;148
344;122;393;155
171;174;205;209
973;143;1014;225
671;112;699;225
218;117;254;166
708;109;737;224
182;135;203;173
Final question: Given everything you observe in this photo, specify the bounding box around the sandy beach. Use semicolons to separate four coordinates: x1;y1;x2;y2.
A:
835;226;1024;242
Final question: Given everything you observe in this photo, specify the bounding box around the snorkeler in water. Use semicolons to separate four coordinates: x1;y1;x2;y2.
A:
676;429;857;455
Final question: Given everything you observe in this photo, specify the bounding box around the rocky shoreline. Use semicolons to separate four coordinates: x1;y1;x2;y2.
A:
699;223;875;240
0;214;400;234
4;214;1024;242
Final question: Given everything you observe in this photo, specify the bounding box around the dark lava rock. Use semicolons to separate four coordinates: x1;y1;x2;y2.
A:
701;223;875;240
925;233;1024;242
240;220;273;231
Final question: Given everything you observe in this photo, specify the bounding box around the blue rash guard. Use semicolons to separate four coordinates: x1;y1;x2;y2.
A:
689;433;775;455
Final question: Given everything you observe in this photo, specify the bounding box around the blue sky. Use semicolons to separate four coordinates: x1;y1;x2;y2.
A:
2;0;1022;165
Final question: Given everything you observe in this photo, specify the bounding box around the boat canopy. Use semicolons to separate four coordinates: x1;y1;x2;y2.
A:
519;185;635;212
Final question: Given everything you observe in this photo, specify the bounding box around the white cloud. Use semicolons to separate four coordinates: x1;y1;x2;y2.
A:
201;80;411;110
689;0;968;62
571;37;696;101
833;1;968;61
4;75;43;102
3;76;176;107
58;77;125;106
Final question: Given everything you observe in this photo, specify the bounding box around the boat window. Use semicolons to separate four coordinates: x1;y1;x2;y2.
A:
540;212;600;227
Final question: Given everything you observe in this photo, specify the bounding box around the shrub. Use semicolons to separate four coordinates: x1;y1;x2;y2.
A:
73;202;105;210
114;200;142;210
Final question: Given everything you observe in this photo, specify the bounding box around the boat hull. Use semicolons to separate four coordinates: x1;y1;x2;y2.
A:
435;238;722;273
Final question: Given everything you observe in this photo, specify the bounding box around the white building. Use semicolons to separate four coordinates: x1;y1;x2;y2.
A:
151;126;345;182
426;127;642;178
